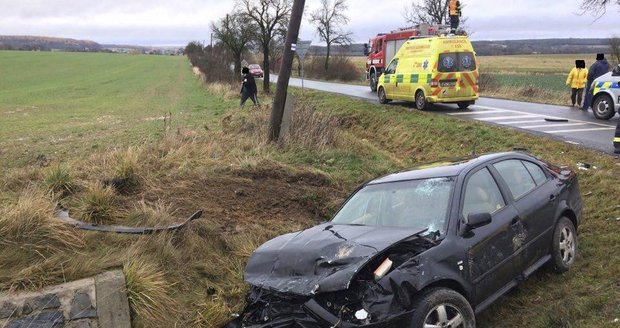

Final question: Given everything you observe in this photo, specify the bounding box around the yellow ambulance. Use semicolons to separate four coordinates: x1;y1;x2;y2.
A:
377;35;479;110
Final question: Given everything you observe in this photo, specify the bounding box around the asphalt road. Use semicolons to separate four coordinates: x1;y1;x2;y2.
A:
271;75;619;155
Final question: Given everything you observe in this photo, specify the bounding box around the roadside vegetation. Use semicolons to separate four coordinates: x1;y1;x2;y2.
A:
0;51;618;327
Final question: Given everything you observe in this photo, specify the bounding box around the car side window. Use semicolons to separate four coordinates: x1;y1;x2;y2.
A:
386;59;398;75
522;161;547;186
493;160;537;199
462;168;506;219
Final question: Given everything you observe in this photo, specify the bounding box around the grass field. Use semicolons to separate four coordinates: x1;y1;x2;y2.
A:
0;51;619;328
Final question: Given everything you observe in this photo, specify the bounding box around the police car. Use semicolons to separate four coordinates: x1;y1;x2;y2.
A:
590;64;620;120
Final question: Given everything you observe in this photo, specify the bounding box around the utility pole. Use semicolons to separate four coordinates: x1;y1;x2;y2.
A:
268;0;305;142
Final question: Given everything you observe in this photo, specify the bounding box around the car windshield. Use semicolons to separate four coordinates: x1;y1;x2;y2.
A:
249;64;260;69
331;177;454;235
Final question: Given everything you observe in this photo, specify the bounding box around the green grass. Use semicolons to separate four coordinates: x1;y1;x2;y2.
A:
0;51;618;328
0;51;227;168
492;73;567;93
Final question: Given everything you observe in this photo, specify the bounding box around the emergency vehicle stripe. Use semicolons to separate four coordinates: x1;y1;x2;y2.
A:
432;88;442;96
410;74;419;83
427;74;432;82
615;137;620;142
396;74;404;83
463;73;475;87
446;73;455;80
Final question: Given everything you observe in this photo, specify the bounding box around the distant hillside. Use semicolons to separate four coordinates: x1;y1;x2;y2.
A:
310;38;612;57
472;38;611;56
0;35;102;51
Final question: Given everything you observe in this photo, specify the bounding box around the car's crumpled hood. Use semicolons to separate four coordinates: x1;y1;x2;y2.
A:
244;223;424;295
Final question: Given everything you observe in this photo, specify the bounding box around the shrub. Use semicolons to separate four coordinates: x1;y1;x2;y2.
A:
306;54;362;82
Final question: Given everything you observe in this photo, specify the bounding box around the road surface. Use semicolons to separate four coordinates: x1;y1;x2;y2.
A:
271;75;619;155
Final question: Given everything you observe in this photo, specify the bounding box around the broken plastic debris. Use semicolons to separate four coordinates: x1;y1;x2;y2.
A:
583;191;593;196
576;162;594;171
55;209;202;234
355;309;369;320
374;258;393;280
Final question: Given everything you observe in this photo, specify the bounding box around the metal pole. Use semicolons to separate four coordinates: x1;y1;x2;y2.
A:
268;0;305;142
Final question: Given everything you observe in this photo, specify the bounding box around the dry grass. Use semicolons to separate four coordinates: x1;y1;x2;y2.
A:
123;257;179;326
206;82;239;101
74;184;118;224
0;188;83;251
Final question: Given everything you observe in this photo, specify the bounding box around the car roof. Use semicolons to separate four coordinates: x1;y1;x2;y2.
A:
368;152;528;184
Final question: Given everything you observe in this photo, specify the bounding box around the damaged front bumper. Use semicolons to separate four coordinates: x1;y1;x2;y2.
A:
224;288;412;328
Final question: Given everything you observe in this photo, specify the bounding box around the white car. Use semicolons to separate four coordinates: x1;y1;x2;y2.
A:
590;65;620;120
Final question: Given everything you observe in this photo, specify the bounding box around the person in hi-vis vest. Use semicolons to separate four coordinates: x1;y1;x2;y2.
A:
449;0;462;34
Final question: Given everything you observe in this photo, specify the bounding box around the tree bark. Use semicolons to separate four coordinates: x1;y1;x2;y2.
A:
325;43;331;72
263;44;271;93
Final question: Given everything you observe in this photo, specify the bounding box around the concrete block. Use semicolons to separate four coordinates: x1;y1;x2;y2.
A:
95;270;130;328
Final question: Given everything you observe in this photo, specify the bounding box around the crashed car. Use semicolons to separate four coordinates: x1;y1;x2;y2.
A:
225;151;582;328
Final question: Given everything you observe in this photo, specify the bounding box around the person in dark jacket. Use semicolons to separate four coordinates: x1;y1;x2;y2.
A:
240;67;259;108
582;53;609;110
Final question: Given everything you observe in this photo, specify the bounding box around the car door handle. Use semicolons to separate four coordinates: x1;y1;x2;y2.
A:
549;194;557;202
511;217;521;227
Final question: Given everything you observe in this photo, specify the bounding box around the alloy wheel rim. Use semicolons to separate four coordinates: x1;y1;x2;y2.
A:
417;94;424;108
559;227;575;264
424;303;465;328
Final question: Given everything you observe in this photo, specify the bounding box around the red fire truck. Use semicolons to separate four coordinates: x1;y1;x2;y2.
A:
364;24;445;92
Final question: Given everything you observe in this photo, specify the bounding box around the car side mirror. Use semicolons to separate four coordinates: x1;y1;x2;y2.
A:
363;43;369;56
460;212;492;236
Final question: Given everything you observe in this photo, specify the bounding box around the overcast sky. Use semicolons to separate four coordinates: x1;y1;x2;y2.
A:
1;0;619;46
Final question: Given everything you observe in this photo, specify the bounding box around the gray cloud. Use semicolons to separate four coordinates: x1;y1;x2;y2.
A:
1;0;619;45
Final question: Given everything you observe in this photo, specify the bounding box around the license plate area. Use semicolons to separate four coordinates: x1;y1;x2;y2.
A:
440;79;457;87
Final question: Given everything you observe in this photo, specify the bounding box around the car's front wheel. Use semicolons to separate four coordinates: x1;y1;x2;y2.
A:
551;217;577;273
370;71;378;92
378;87;390;104
592;94;616;120
409;288;475;328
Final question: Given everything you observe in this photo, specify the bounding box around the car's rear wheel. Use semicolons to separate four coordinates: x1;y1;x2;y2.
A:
378;87;390;104
592;94;615;120
550;217;577;273
370;71;378;92
409;288;475;328
415;90;428;110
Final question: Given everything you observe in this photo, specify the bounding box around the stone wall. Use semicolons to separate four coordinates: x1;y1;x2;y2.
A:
0;270;130;328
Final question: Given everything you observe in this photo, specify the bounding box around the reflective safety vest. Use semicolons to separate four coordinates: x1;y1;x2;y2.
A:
450;0;461;16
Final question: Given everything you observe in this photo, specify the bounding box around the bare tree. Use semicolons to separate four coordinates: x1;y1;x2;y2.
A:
610;36;620;63
211;13;254;79
581;0;620;16
403;0;450;25
309;0;352;71
240;0;292;93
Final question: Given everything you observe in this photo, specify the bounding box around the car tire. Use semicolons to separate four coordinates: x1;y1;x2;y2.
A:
592;94;615;120
409;287;475;328
415;90;428;110
457;101;471;109
370;72;378;92
378;87;390;104
550;217;577;273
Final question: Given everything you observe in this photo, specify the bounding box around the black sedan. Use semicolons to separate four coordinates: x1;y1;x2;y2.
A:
224;151;582;328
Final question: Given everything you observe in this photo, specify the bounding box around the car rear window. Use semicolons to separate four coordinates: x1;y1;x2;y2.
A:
493;160;537;199
522;161;548;186
438;52;476;72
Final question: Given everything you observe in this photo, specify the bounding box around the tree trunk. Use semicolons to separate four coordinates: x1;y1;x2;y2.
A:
325;43;331;72
262;43;270;94
234;54;242;81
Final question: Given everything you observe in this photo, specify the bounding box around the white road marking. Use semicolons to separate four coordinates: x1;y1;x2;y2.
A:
545;127;616;133
497;120;545;125
479;115;538;121
565;141;581;145
448;110;507;115
469;105;616;128
516;123;588;129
